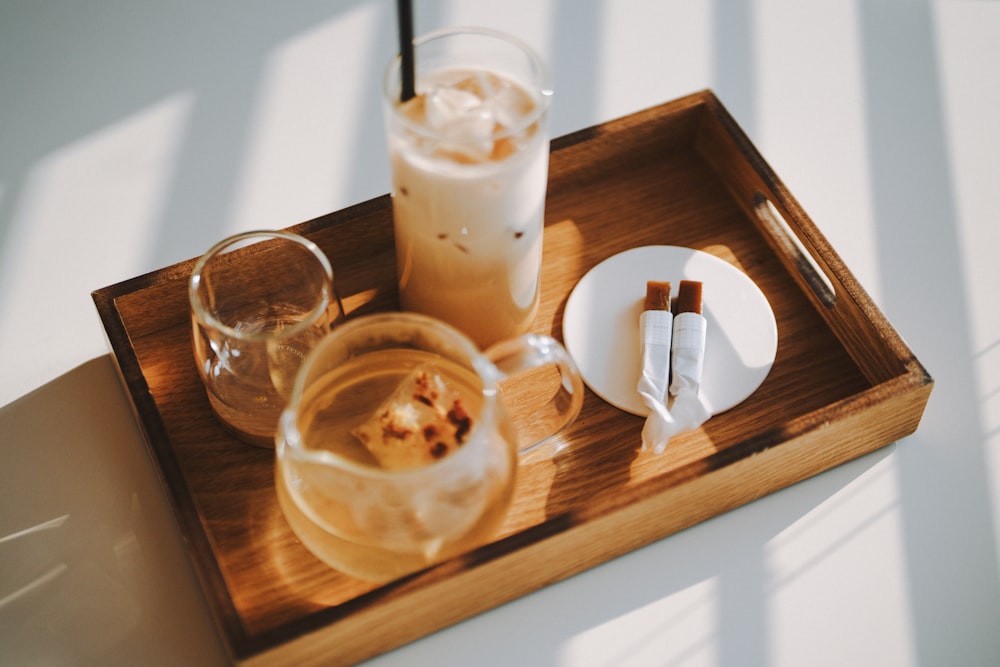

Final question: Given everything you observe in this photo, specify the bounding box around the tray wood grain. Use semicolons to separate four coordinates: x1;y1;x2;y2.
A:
93;90;932;666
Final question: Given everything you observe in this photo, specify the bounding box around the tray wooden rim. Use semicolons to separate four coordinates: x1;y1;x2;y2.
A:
92;89;932;665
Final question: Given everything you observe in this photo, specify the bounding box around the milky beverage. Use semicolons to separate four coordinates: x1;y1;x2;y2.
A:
388;67;549;348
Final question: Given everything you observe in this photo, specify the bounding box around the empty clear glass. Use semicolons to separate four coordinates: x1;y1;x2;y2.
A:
189;230;341;447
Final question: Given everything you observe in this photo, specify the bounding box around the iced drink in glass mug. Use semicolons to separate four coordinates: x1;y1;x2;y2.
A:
274;312;583;582
383;27;552;349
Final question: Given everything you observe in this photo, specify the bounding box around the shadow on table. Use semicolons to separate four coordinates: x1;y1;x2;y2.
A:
0;356;227;667
857;0;1000;662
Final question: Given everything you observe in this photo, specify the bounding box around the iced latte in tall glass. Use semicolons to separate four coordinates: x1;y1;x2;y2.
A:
383;28;551;348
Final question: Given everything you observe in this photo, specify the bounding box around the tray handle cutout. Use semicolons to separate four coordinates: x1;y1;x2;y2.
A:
753;191;837;308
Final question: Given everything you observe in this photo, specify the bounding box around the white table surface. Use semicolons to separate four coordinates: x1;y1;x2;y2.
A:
2;1;998;665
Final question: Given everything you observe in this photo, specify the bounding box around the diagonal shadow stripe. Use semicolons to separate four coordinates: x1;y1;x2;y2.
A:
857;0;1000;663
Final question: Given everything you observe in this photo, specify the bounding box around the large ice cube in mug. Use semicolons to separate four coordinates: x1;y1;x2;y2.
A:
352;366;473;470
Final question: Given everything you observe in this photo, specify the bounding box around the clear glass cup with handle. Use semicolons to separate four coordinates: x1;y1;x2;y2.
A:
275;312;583;582
189;230;342;447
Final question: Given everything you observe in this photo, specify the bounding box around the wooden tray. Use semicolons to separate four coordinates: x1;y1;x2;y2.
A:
92;90;932;666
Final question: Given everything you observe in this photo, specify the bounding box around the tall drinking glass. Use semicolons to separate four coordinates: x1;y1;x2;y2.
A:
383;27;552;349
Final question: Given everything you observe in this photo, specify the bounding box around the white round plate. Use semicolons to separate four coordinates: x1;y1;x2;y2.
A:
562;245;777;417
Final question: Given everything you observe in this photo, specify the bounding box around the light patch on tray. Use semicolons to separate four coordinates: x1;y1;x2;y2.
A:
352;365;472;470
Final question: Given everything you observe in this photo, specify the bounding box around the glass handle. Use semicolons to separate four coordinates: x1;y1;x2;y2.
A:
484;333;584;454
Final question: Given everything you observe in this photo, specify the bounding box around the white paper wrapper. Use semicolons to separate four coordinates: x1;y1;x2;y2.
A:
637;309;711;453
637;309;674;453
668;311;711;429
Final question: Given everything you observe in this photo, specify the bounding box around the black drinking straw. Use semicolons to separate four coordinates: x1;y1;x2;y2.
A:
397;0;416;102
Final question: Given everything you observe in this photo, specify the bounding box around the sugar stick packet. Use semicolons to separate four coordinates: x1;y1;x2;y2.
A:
668;280;711;430
637;281;676;453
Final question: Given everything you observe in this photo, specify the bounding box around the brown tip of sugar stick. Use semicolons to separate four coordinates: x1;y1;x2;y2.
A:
675;280;703;314
644;281;672;311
